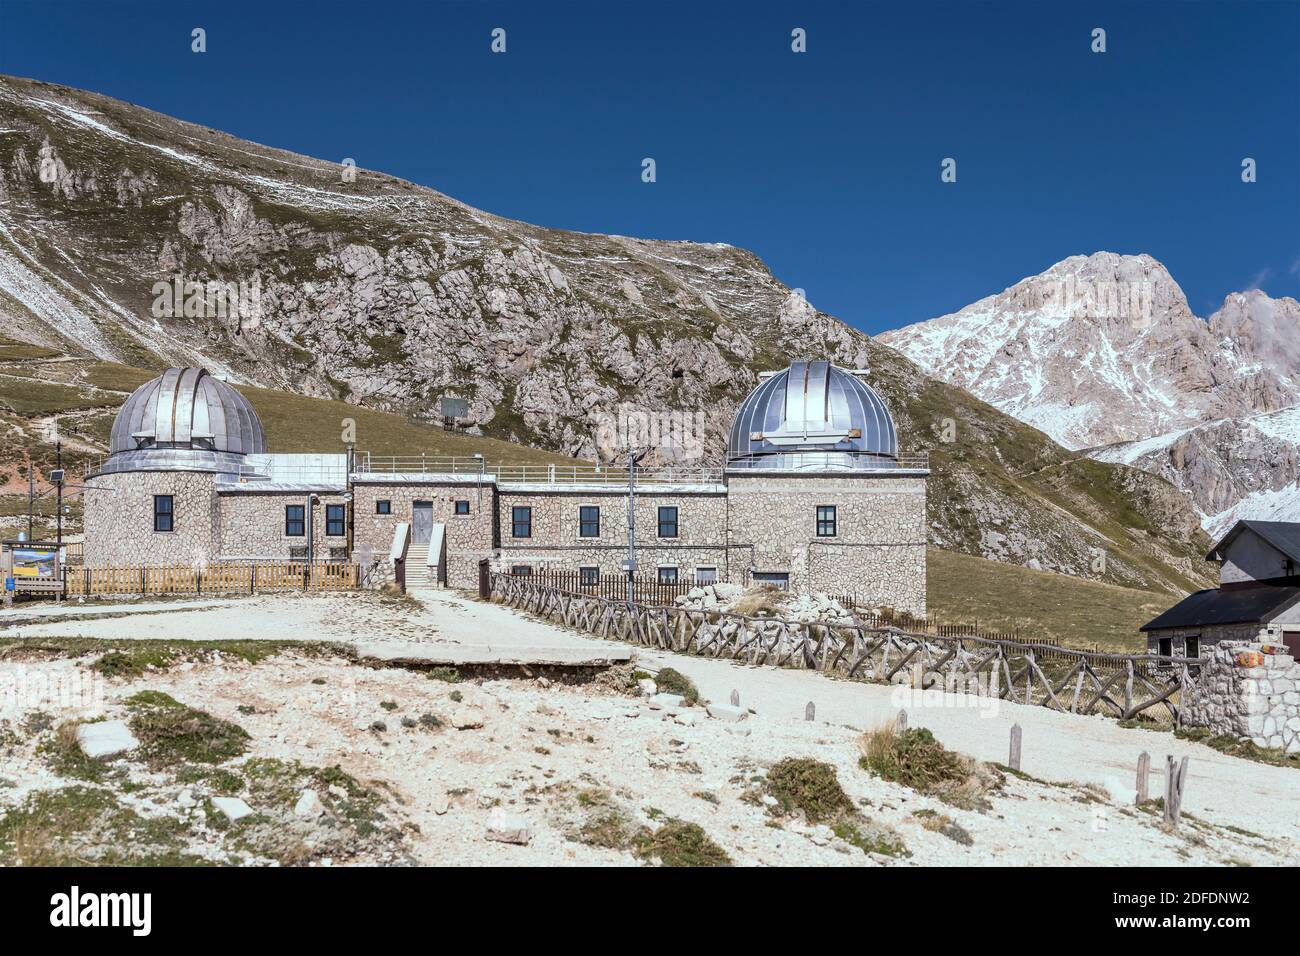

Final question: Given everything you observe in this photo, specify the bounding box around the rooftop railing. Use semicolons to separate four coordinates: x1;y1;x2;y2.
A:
352;455;726;486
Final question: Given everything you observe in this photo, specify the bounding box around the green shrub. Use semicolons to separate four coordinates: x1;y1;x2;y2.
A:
652;668;698;705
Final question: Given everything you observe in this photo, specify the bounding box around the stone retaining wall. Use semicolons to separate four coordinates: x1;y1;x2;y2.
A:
1181;641;1300;752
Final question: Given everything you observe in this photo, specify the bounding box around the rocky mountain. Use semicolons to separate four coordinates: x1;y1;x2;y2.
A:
0;74;1214;593
881;254;1300;530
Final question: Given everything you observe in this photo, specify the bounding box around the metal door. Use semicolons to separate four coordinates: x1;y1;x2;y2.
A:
412;502;433;544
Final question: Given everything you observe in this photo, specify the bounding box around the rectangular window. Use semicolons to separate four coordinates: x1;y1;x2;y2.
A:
580;566;599;586
816;505;837;537
579;505;600;538
657;566;679;585
657;506;678;539
326;504;346;537
454;500;470;515
289;545;309;560
511;565;533;577
285;504;305;537
1157;637;1172;658
695;566;717;585
375;500;391;515
512;506;532;538
153;495;174;533
1185;636;1200;658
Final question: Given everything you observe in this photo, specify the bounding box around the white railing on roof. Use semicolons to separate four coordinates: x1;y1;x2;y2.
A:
353;454;725;486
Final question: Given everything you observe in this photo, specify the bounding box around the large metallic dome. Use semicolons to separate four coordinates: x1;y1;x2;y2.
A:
97;368;265;475
727;360;898;471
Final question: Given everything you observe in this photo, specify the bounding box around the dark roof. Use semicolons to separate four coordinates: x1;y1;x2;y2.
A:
1141;585;1300;632
1207;520;1300;563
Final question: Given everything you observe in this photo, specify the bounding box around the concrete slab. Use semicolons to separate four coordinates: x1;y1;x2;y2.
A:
76;720;139;759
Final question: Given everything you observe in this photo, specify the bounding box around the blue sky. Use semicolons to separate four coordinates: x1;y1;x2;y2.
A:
2;0;1297;333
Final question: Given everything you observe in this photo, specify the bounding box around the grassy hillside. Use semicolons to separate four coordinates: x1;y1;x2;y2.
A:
926;547;1178;652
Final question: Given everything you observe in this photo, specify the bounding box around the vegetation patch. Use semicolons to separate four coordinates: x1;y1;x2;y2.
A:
1175;727;1300;769
39;721;112;783
651;667;698;705
125;691;250;767
913;809;974;846
0;637;331;679
859;725;1002;811
761;757;909;857
0;785;205;866
633;819;731;867
425;666;462;684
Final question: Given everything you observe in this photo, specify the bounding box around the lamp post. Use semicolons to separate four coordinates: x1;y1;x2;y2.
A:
622;449;648;605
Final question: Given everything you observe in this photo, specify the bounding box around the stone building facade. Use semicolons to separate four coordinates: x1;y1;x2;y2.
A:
83;362;930;613
1181;641;1300;752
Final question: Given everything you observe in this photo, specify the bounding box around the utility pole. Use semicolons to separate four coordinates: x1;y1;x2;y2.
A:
55;441;63;548
623;449;647;605
27;463;34;542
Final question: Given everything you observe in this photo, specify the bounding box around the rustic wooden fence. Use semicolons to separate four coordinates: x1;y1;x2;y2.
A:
65;562;359;597
491;573;1202;723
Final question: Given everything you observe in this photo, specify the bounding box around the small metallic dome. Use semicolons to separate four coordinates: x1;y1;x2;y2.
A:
97;368;265;476
727;360;898;471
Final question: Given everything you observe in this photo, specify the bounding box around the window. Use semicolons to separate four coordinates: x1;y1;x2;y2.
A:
657;566;679;585
752;572;790;591
579;505;600;538
375;500;391;515
580;566;599;586
816;505;837;537
695;566;717;585
289;546;309;560
326;504;346;537
1157;637;1172;657
285;504;305;537
454;500;470;515
510;565;533;577
512;506;532;538
1185;636;1200;659
657;506;678;539
153;495;174;532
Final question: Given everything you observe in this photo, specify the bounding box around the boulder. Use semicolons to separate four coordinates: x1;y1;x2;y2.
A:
485;809;533;845
212;796;255;823
706;703;748;722
294;789;324;819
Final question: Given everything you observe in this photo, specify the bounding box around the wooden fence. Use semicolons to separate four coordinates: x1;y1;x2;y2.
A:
520;569;696;606
491;573;1202;723
65;562;359;597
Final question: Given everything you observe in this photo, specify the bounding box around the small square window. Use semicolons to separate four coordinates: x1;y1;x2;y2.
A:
657;506;678;539
816;505;837;537
375;500;391;515
695;566;717;585
153;495;174;533
454;500;470;515
511;565;533;577
579;566;599;586
657;566;679;585
512;506;532;538
326;504;346;537
579;505;600;538
285;504;305;537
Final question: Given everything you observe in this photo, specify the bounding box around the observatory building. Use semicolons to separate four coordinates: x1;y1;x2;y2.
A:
82;360;929;613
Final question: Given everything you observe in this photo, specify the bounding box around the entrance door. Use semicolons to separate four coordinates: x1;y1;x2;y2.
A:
412;502;433;545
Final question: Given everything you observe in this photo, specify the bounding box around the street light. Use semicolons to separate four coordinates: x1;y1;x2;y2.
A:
621;448;648;605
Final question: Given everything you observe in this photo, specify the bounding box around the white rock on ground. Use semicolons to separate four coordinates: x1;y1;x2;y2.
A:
637;678;657;697
485;809;532;845
76;720;138;759
211;796;255;823
707;703;748;722
294;789;323;819
450;707;486;729
650;693;685;709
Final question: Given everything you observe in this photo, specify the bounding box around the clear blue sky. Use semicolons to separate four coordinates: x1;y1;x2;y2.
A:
2;0;1297;332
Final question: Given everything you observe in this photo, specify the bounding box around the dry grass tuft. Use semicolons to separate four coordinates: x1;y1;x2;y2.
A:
860;724;1002;811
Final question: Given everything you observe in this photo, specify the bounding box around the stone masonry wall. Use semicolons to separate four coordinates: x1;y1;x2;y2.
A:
217;491;351;560
351;481;496;589
494;488;729;582
1182;641;1300;752
83;471;219;567
725;474;927;615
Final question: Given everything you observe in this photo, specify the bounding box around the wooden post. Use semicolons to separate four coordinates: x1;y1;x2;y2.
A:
1008;723;1022;771
730;689;739;707
1136;752;1150;805
896;709;907;732
1163;755;1189;827
805;701;815;721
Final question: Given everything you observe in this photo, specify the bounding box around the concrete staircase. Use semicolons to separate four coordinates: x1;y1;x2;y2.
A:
405;544;435;588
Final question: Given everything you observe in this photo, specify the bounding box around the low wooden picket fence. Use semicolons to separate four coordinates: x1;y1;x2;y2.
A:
65;562;359;597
